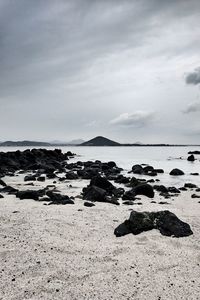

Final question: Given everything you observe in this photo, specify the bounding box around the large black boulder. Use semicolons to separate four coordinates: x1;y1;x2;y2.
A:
156;211;193;237
114;210;193;238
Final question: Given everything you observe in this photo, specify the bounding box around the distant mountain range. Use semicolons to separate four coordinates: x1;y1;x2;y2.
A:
0;141;51;147
0;137;199;147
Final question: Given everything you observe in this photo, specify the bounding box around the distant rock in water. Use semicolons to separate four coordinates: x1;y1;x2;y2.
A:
187;154;195;162
114;210;193;238
188;150;200;155
80;136;121;146
170;168;184;176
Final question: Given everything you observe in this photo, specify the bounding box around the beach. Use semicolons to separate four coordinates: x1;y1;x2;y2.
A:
0;170;200;300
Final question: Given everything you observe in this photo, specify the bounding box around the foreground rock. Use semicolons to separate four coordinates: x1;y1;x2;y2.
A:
114;210;193;238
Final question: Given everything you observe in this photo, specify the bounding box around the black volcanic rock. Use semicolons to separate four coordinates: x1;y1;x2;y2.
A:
188;151;200;155
0;148;75;174
114;210;193;238
89;175;115;193
80;136;120;146
133;183;154;198
170;168;184;176
16;189;45;200
46;191;74;205
187;154;195;162
84;201;95;207
83;186;107;202
0;179;7;187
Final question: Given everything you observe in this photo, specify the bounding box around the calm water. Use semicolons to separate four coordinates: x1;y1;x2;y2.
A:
1;146;200;187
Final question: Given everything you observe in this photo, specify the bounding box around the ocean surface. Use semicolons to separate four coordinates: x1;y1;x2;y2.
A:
1;146;200;187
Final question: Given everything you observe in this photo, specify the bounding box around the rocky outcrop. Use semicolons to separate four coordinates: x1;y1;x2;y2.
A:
114;210;193;238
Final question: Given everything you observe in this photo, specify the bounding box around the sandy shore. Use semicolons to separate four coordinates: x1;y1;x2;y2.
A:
0;176;200;300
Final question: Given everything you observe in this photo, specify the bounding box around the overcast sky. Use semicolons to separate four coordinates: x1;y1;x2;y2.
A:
0;0;200;143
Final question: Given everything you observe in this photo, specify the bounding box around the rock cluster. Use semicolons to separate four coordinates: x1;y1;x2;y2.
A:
114;210;193;238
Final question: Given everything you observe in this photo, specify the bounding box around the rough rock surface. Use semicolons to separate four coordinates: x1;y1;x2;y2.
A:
114;210;193;238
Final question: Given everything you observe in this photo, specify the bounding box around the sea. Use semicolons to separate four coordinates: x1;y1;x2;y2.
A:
1;146;200;187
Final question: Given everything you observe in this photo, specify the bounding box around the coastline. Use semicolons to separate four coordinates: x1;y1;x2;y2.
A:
0;148;200;299
1;177;200;299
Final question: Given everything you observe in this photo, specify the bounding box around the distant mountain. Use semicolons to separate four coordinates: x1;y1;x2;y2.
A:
0;140;51;147
80;136;120;146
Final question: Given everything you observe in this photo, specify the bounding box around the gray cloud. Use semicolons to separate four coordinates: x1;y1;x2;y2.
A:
183;102;200;113
110;111;155;127
185;68;200;85
0;0;200;142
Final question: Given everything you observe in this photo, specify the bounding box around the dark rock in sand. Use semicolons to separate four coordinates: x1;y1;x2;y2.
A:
154;169;164;173
187;154;195;162
133;183;154;198
170;168;184;176
123;200;134;205
179;187;187;191
0;179;7;187
191;194;200;199
24;175;36;182
37;176;45;182
65;171;79;180
46;190;74;205
184;183;197;189
84;201;95;207
83;186;107;202
16;190;45;200
0;185;18;194
0;194;4;198
83;185;119;205
122;190;136;201
168;187;180;194
154;185;168;194
89;175;115;193
190;173;199;176
114;210;193;238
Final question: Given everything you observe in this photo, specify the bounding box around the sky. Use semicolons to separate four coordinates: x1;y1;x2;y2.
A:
0;0;200;144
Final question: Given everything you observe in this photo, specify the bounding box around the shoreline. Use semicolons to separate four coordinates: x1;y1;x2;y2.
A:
0;148;200;299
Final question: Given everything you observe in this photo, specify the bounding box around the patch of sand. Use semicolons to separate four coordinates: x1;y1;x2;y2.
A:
0;176;200;299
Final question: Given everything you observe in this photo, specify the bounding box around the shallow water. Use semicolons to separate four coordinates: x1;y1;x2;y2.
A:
1;146;200;187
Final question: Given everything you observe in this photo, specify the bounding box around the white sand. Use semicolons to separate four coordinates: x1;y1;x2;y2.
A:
0;176;200;300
